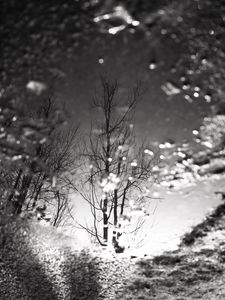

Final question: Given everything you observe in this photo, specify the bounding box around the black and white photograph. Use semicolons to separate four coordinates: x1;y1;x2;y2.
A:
1;0;225;299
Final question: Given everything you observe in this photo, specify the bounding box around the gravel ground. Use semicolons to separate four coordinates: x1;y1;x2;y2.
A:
0;220;138;300
95;255;138;300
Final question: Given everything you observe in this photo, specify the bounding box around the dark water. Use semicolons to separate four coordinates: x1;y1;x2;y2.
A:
1;0;213;144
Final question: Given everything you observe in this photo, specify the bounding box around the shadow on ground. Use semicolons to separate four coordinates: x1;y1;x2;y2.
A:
0;219;100;300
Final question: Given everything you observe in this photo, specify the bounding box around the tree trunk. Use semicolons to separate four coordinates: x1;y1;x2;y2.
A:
13;174;33;214
7;169;23;203
102;194;108;245
112;189;118;246
13;145;42;215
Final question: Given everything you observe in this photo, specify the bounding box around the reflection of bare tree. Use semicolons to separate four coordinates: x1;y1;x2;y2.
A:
32;125;79;227
74;78;156;248
0;95;79;227
50;190;74;228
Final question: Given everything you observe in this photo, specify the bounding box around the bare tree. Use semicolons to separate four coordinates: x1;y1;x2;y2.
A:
0;94;79;227
24;123;79;227
76;78;156;249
